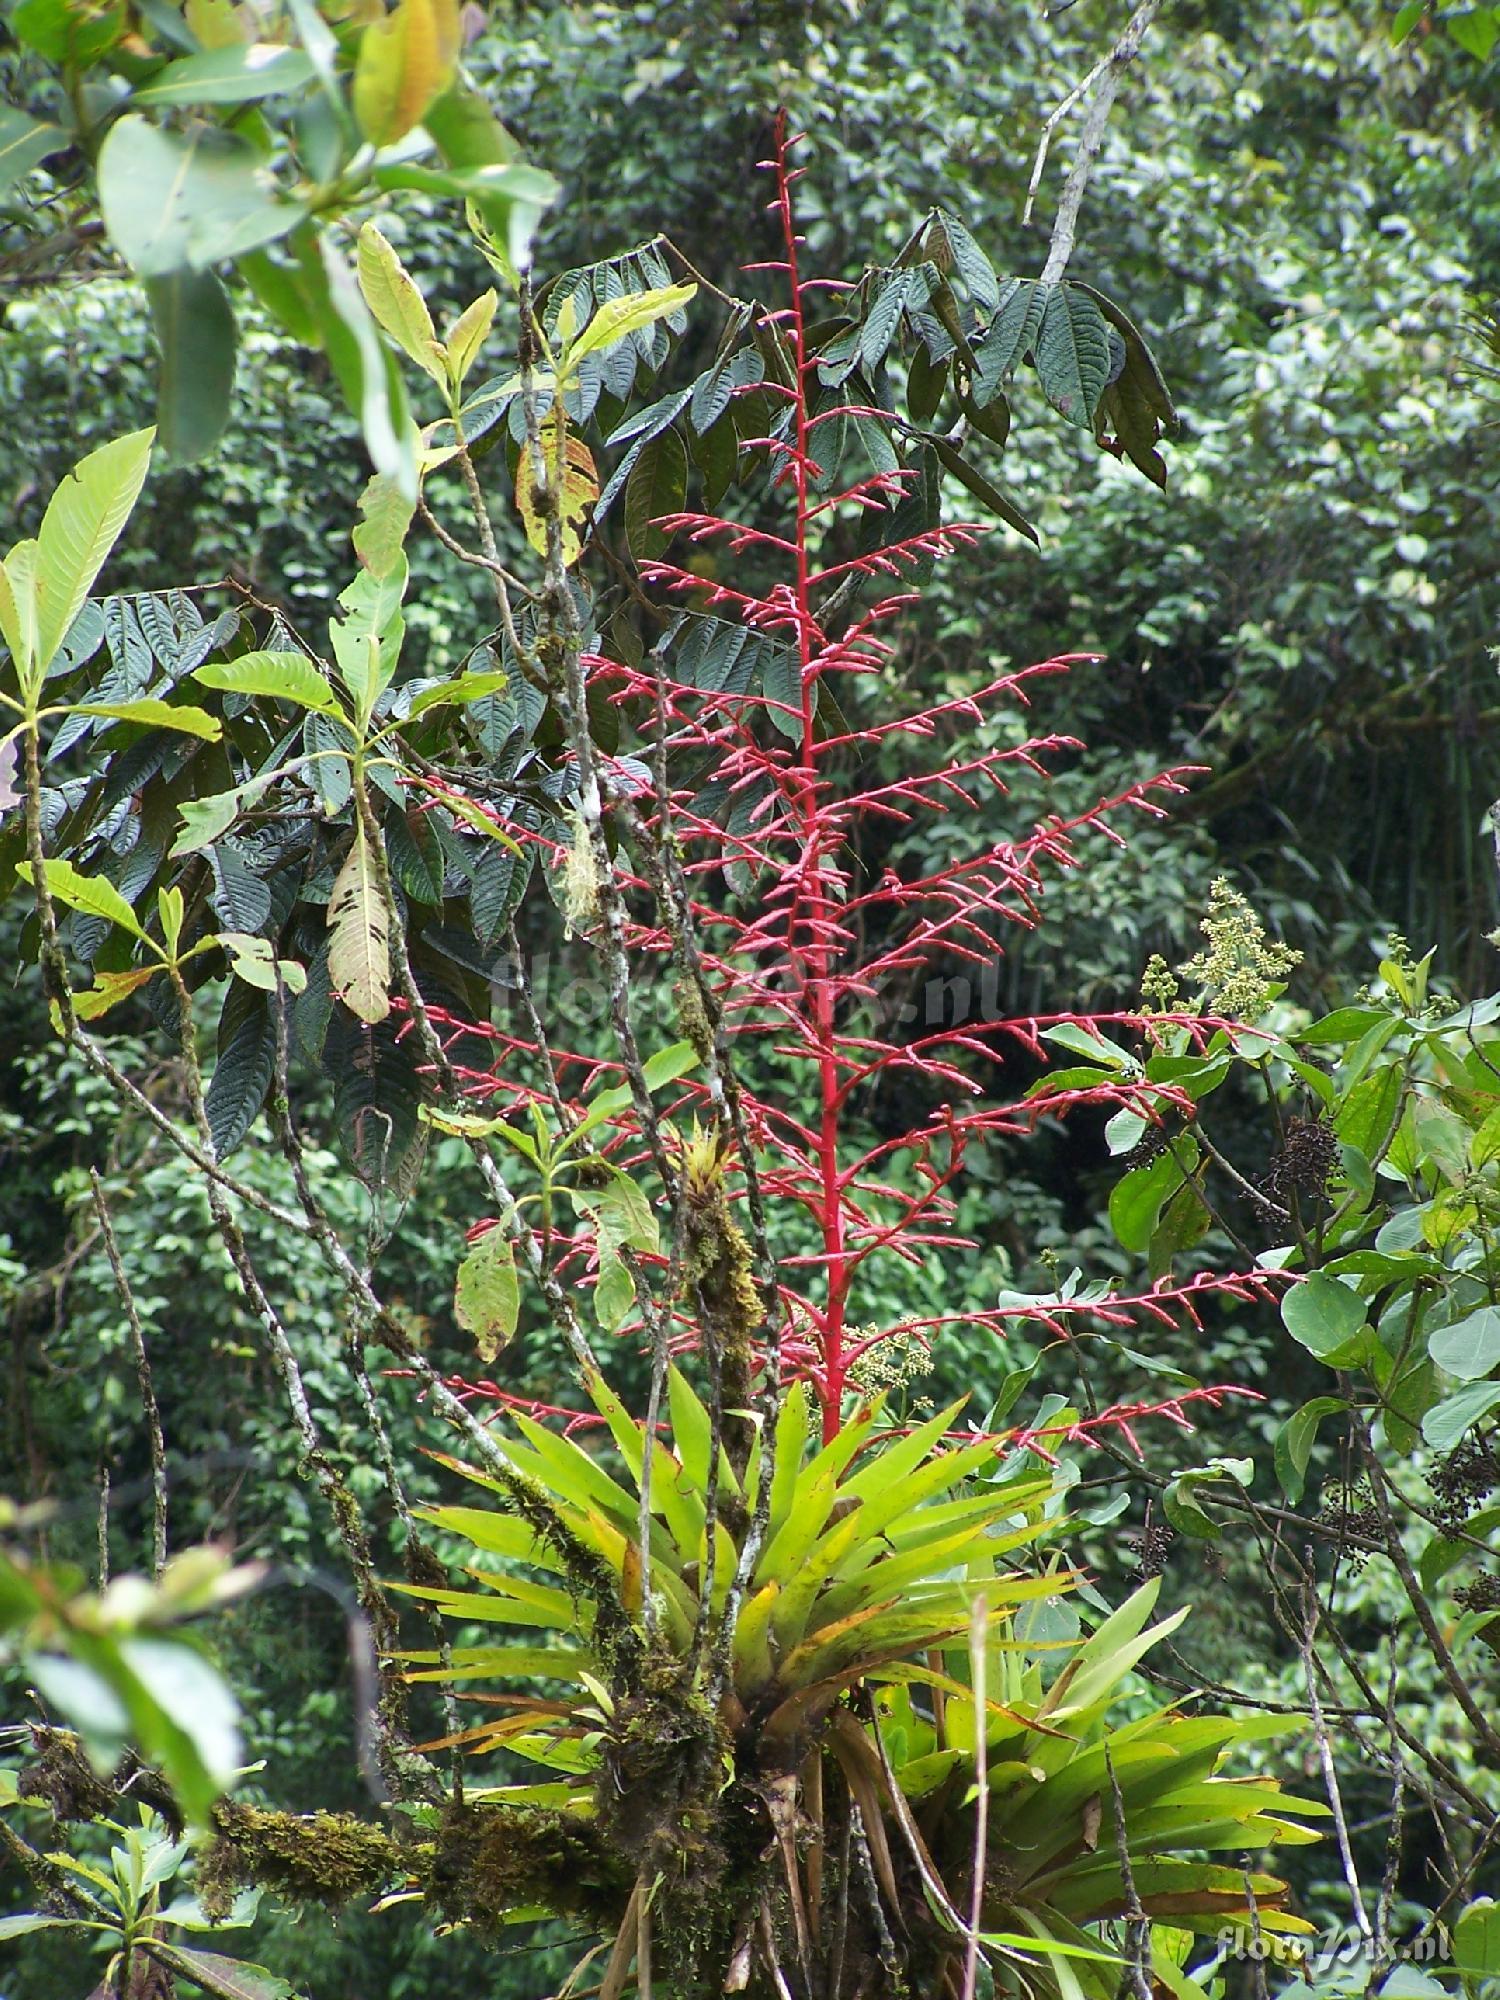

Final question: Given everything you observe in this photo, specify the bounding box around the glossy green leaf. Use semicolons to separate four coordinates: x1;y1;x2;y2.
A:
1280;1272;1367;1358
1421;1380;1500;1452
133;43;315;105
98;117;302;277
0;106;67;197
1428;1305;1500;1382
1273;1397;1347;1503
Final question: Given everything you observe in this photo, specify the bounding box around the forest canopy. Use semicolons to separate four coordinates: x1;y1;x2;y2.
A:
2;3;1499;1999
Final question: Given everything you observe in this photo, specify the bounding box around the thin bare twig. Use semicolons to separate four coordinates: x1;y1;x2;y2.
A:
1037;0;1164;288
89;1170;167;1578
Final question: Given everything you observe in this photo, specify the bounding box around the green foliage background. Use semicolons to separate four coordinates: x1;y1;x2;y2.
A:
3;0;1500;1993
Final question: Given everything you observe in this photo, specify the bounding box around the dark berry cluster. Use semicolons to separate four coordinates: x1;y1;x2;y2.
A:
1124;1518;1178;1577
1258;1116;1339;1214
1454;1574;1500;1613
1317;1480;1381;1571
1430;1436;1500;1535
1123;1122;1173;1172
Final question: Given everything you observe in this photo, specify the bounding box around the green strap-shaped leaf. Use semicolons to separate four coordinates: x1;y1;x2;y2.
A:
133;43;315;106
146;268;238;464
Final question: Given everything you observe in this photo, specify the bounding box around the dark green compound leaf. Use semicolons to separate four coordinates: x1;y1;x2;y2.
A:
972;278;1044;403
624;426;688;562
205;979;276;1156
1035;283;1113;427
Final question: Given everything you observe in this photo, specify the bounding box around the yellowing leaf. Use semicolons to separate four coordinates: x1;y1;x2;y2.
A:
327;820;391;1023
73;698;221;739
352;0;459;146
515;416;598;569
357;223;446;384
0;541;39;679
68;965;159;1021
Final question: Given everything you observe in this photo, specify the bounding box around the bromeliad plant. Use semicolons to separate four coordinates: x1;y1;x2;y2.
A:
2;113;1318;2000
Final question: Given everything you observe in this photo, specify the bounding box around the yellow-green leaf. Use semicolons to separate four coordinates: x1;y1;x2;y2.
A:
352;0;459;146
0;542;40;679
357;223;446;384
69;965;160;1020
564;283;696;374
34;430;155;674
327;820;391;1023
193;650;343;716
445;289;496;389
455;1226;519;1363
73;698;221;740
18;859;146;939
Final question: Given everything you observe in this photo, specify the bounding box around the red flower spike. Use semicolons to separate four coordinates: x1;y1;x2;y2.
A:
411;119;1262;1451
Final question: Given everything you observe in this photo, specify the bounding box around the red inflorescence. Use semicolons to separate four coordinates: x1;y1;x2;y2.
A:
419;117;1262;1455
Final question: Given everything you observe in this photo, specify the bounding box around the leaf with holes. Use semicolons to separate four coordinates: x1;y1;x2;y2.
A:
455;1225;520;1362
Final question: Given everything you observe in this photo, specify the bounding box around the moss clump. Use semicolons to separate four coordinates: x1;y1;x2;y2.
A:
18;1730;119;1825
197;1803;403;1918
673;1120;762;1487
426;1801;623;1933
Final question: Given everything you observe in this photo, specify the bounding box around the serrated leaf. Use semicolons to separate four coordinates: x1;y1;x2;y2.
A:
1035;283;1112;427
327;820;391;1023
33;430;154;674
624;425;688;562
455;1224;520;1362
357;222;446;384
352;0;460;145
973;278;1044;401
205;979;276;1155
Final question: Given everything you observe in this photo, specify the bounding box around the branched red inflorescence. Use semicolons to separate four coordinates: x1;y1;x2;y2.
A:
422;120;1263;1453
